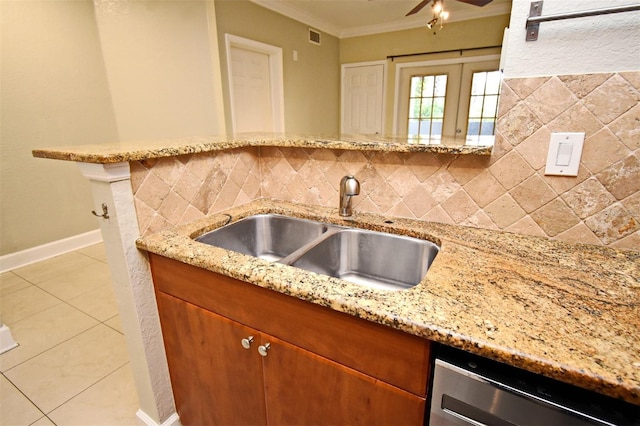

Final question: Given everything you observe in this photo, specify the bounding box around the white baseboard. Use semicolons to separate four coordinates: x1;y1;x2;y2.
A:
0;229;103;273
0;325;19;354
136;410;180;426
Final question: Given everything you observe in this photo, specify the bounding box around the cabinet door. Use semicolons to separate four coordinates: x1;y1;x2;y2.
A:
156;292;267;426
261;335;426;425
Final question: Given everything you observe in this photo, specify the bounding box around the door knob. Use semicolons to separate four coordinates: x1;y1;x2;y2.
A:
241;336;254;349
258;343;271;357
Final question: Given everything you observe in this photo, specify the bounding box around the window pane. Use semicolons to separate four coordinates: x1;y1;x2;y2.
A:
408;119;420;137
419;121;432;136
467;120;480;136
468;96;484;118
471;73;487;96
434;75;447;96
410;77;423;97
409;98;422;118
432;97;445;118
482;95;499;117
480;120;495;135
422;76;435;97
485;71;502;94
420;99;432;117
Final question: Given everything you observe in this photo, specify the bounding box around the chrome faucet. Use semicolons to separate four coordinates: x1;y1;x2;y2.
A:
339;175;360;217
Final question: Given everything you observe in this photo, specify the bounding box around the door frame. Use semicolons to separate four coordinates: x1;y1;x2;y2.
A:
392;54;500;136
225;34;285;133
341;60;387;135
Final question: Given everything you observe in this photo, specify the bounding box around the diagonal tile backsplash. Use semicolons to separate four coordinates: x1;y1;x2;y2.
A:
130;71;639;251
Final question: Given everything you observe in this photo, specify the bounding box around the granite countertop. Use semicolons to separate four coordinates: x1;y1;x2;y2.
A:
136;199;640;405
32;133;491;163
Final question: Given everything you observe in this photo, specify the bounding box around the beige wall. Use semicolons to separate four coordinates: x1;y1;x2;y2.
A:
340;14;510;134
93;0;226;141
214;0;340;135
0;0;120;256
1;0;228;257
340;14;510;64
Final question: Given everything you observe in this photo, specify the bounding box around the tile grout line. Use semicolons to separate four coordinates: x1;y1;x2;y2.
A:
1;371;47;420
42;361;131;418
1;322;104;374
2;244;137;424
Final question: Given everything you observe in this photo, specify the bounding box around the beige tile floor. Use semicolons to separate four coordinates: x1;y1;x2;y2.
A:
0;243;140;425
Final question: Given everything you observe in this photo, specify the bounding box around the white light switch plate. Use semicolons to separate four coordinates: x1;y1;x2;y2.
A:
545;132;585;176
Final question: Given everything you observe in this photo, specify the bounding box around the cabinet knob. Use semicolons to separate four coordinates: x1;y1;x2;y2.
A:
258;343;271;357
241;336;254;349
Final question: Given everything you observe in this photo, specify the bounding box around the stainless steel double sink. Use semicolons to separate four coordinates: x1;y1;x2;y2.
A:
195;214;439;291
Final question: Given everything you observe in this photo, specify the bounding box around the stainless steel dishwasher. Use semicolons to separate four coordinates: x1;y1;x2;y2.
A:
429;346;640;426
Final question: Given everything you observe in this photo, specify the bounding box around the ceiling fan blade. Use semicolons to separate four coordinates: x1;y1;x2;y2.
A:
406;0;433;16
455;0;493;6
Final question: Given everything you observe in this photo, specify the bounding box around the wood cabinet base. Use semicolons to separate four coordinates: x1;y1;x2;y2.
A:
150;254;431;425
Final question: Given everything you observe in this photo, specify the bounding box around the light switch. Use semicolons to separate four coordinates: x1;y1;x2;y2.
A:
545;132;585;176
556;142;573;166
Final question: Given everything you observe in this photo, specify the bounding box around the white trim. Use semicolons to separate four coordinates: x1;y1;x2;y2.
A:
0;229;103;273
0;325;19;355
77;162;131;183
136;410;181;426
392;54;501;134
204;0;229;135
224;34;285;134
341;60;387;135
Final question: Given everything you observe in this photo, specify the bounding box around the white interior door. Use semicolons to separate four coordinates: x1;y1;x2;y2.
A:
342;63;385;135
226;34;284;134
230;47;273;133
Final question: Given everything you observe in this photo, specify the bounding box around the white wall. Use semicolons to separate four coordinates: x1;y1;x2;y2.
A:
93;0;226;141
504;0;640;77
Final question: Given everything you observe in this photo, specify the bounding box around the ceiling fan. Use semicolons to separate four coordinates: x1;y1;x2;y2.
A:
406;0;493;16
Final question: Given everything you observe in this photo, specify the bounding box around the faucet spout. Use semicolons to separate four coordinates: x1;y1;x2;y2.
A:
339;175;360;217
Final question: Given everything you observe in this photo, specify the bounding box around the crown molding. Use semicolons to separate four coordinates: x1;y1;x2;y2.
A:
250;1;512;39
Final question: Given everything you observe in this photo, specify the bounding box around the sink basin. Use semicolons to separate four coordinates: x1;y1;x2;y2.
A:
195;214;439;290
195;214;329;261
291;229;439;291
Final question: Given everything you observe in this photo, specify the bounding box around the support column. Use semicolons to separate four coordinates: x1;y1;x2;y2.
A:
77;162;178;426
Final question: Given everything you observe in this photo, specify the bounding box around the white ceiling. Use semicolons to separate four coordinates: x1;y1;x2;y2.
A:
250;0;512;38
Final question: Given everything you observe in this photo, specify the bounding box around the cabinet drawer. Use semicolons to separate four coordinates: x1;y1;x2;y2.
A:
149;254;431;396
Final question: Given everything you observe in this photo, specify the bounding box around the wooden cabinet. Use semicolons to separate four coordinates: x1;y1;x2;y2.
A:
156;293;266;425
150;254;431;425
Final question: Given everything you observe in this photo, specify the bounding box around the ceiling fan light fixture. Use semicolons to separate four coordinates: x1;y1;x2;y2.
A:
427;0;448;32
